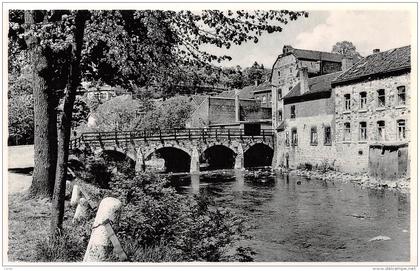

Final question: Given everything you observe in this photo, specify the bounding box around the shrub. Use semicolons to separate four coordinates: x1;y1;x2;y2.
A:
107;173;254;262
81;156;112;189
318;159;335;173
297;163;313;171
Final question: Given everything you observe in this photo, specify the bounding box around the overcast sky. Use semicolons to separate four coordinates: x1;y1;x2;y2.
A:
203;10;412;68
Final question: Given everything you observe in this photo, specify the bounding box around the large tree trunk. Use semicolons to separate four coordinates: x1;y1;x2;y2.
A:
25;11;58;198
51;11;88;233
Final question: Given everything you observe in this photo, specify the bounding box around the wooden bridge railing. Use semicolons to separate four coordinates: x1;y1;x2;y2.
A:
70;128;274;150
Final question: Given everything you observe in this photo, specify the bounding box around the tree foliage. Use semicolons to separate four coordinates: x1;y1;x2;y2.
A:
90;95;141;131
134;96;194;130
331;40;363;60
8;94;34;145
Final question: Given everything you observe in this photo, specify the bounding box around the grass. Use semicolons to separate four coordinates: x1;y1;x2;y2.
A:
8;193;51;262
8;190;89;262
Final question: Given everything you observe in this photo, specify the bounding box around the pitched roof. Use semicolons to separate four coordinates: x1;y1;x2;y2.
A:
253;81;271;93
190;95;207;108
333;45;411;85
284;47;344;63
284;71;342;100
219;84;256;99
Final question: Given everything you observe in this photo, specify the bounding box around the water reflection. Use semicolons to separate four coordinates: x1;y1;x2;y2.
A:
167;169;410;262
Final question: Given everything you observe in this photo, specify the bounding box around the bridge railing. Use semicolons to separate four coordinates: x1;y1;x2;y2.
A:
70;128;274;149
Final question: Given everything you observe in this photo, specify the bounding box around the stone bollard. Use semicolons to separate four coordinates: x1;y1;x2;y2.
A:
83;197;122;262
65;181;73;198
73;198;90;223
70;184;81;206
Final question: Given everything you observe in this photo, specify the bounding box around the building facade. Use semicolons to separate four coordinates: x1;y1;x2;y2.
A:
277;69;341;169
270;45;345;167
332;46;411;174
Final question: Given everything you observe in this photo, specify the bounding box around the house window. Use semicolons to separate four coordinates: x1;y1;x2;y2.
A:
343;122;351;141
291;105;296;119
359;122;367;141
277;70;281;77
377;89;385;107
278;110;282;121
285;131;290;146
360;92;367;109
377;120;386;141
310;127;318;145
278;89;282;100
397;119;406;140
397;86;406;105
344;94;351;110
291;128;298;146
324;126;332;145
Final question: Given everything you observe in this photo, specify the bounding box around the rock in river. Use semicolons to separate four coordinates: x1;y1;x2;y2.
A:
369;235;391;242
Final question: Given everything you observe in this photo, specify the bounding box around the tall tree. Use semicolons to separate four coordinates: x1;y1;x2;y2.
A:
23;11;58;198
332;41;363;60
51;10;89;233
9;9;308;232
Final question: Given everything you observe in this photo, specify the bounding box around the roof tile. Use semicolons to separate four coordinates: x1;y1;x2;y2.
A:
333;45;411;85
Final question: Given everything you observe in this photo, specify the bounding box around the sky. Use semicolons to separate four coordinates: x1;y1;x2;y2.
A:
203;10;412;68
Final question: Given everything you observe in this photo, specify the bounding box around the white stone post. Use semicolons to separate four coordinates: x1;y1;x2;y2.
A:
190;173;200;194
70;184;81;207
73;198;90;223
83;197;122;262
234;144;244;170
190;147;200;173
135;153;145;172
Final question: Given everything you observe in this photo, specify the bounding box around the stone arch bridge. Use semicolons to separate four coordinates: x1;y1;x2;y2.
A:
70;128;275;173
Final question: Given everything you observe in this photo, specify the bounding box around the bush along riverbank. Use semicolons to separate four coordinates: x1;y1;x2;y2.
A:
282;167;410;194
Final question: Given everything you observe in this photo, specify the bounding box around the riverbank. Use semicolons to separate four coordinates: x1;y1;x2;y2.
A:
283;168;410;194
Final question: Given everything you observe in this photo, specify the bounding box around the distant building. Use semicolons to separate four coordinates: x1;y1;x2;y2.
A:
332;46;411;175
252;81;272;108
186;94;271;130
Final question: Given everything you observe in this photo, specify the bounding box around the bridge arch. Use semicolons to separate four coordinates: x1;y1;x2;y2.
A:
244;142;274;168
96;147;136;174
144;145;192;173
200;144;237;170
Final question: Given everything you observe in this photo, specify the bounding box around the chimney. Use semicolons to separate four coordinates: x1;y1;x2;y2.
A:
283;45;293;54
235;90;240;122
299;67;309;94
341;57;354;71
373;48;380;54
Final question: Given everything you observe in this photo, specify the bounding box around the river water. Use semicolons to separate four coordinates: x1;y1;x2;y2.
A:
167;169;410;262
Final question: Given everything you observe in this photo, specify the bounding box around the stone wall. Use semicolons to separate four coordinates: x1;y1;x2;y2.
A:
279;114;336;169
322;61;342;75
284;94;335;119
208;97;265;125
334;73;411;173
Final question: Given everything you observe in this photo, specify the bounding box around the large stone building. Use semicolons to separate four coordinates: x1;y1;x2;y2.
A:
272;45;411;178
332;46;411;175
270;45;344;129
270;46;345;167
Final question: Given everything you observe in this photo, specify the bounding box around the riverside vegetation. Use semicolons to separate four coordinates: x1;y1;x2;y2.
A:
17;157;255;262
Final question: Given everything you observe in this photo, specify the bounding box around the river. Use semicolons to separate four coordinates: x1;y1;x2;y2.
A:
167;169;410;262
